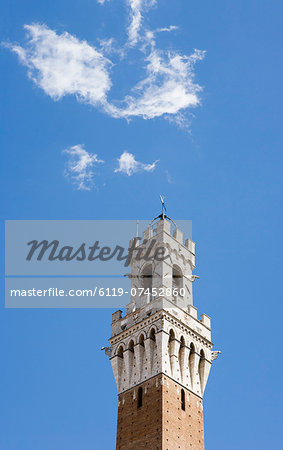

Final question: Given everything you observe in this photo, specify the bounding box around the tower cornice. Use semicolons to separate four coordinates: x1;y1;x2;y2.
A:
109;308;213;351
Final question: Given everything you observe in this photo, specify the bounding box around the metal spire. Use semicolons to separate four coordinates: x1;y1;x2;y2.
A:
160;195;166;219
150;195;177;228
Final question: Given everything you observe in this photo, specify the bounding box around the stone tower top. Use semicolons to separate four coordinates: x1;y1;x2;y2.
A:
105;208;220;449
126;216;196;315
107;215;219;397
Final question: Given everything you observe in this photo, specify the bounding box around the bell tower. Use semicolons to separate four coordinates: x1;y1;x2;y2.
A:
105;213;220;449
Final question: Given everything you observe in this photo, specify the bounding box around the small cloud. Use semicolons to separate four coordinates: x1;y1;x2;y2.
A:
8;24;112;106
114;150;158;176
63;144;104;190
156;25;179;33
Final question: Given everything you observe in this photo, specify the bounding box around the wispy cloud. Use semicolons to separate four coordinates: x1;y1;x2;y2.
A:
114;150;158;176
97;0;157;47
63;144;104;190
98;0;174;48
107;48;205;122
156;25;179;33
127;0;157;47
8;24;112;106
7;0;205;129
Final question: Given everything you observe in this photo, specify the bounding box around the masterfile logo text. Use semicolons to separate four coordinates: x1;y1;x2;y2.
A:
5;219;192;308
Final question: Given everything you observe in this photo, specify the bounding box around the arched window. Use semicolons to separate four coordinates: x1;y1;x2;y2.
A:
181;388;185;411
128;340;135;382
128;339;134;352
172;265;183;295
189;342;195;387
168;329;175;375
140;264;153;292
139;334;145;347
199;349;205;392
179;336;185;381
138;334;145;379
149;328;156;342
168;329;175;355
117;345;124;358
117;345;125;387
137;387;143;408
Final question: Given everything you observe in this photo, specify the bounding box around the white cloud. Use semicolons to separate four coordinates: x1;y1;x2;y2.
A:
97;0;157;46
127;0;157;47
114;150;158;176
63;144;104;190
106;48;205;122
98;0;172;47
127;0;143;47
143;25;179;46
9;24;112;105
7;3;205;129
156;25;179;33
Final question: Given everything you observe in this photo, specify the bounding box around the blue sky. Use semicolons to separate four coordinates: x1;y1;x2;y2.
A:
1;0;283;449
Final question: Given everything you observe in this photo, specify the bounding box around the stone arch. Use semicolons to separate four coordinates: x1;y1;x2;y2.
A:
168;328;175;348
189;341;195;352
117;344;125;357
168;329;176;376
127;339;135;383
198;349;205;394
149;327;157;341
138;333;146;380
128;339;135;352
179;335;185;382
138;333;145;346
189;342;196;389
116;344;125;390
148;327;158;375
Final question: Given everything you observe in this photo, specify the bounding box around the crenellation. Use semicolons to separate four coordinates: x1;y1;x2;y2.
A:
188;305;198;319
185;238;195;255
112;309;123;322
142;226;153;241
156;218;171;235
173;227;183;244
201;313;211;329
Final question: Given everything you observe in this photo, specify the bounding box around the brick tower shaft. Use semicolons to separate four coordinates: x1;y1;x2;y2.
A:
117;375;204;450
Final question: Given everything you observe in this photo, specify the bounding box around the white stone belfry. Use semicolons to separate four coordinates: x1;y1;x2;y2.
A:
105;218;219;399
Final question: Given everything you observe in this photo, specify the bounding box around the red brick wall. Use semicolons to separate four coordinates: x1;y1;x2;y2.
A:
116;375;204;450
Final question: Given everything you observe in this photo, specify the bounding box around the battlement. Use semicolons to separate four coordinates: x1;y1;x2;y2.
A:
111;300;211;341
109;301;213;397
137;219;195;255
129;220;194;255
